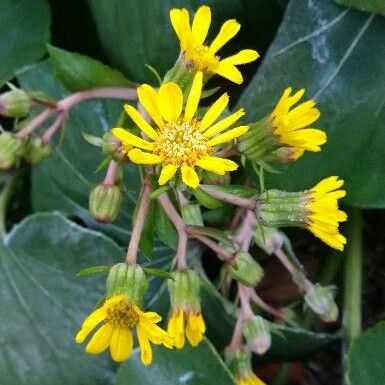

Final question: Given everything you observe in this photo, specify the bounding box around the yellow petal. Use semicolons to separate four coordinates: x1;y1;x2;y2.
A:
215;61;243;84
191;5;211;45
128;148;162;164
170;8;191;43
184;71;203;122
181;165;200;189
143;311;162;323
112;128;154;151
158;164;178;185
75;306;107;343
196;156;238;175
124;104;158;140
158;82;183;122
85;324;113;354
200;93;229;131
203;108;245;138
312;176;344;194
109;327;133;362
137;84;164;128
207;125;249;146
174;311;186;349
185;313;206;347
137;326;153;365
222;49;260;65
210;19;240;54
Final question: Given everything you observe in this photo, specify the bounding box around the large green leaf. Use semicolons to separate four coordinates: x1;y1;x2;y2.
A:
86;0;284;83
115;339;235;385
348;322;385;385
0;0;50;86
0;212;119;384
335;0;385;15
238;0;385;208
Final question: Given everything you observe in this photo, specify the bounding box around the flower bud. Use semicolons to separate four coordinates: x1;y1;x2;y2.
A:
227;252;264;287
0;89;31;118
23;136;51;165
163;56;196;96
106;263;149;305
102;132;129;163
202;170;231;185
89;183;122;223
304;284;338;322
253;224;285;255
243;316;271;355
0;131;25;170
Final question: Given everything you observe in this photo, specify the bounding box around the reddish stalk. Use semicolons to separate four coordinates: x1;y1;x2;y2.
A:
41;111;67;144
102;160;119;187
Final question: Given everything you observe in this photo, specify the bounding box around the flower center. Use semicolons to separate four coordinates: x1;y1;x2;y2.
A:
153;120;211;166
183;44;220;72
106;300;139;329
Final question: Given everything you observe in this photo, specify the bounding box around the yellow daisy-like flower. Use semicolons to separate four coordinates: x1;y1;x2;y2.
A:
112;71;248;189
270;87;326;160
170;5;259;84
75;294;173;364
306;176;347;251
237;373;266;385
168;310;206;349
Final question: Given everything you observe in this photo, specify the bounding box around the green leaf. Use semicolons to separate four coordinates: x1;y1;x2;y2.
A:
47;45;134;91
143;267;174;280
238;0;385;208
335;0;385;15
154;200;178;249
115;339;235;385
81;131;103;147
348;321;385;385
0;0;50;86
77;265;110;277
0;212;119;384
202;184;256;198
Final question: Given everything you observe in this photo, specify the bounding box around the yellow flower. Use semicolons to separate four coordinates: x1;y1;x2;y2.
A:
170;5;259;84
237;373;266;385
270;87;326;160
75;294;173;364
306;176;347;251
112;71;248;189
167;310;206;349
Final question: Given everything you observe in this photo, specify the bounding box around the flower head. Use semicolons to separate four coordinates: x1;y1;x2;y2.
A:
257;176;347;250
167;270;206;348
170;6;259;84
270;87;326;160
112;71;248;189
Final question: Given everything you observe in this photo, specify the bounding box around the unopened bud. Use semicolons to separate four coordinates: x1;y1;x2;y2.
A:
89;183;122;223
0;131;25;170
268;147;304;163
102;132;128;163
253;224;285;255
106;263;148;305
24;136;51;165
243;316;271;355
202;170;231;185
0;89;31;118
305;284;338;322
227;252;264;287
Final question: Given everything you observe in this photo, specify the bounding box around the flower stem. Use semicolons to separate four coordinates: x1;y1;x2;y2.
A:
102;160;119;187
41;111;67;144
125;177;152;265
0;175;15;237
343;207;362;346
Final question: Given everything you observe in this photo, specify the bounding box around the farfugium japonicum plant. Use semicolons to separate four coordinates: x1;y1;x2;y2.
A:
2;3;364;385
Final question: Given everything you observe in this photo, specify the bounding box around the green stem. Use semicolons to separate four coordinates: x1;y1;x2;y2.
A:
344;207;362;346
0;175;15;237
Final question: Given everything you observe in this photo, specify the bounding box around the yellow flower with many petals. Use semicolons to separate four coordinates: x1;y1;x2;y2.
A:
306;176;347;251
75;294;173;364
170;5;259;84
270;87;326;160
112;71;248;189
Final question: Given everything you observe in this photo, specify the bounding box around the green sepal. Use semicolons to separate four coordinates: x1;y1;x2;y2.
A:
227;252;264;287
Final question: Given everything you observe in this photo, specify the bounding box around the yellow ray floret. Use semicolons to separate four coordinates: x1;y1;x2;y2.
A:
167;310;206;349
170;5;259;84
306;176;347;251
238;373;267;385
271;87;326;159
112;71;247;189
75;294;173;364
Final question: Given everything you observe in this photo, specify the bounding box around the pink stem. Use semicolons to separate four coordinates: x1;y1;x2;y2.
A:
102;160;119;187
249;289;287;320
229;315;244;349
233;210;257;251
41;111;67;144
238;283;254;319
16;108;56;138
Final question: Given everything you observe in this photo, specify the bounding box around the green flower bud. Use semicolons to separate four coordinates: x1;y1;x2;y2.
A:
168;269;201;313
163;55;196;96
253;224;285;255
23;136;51;165
225;346;253;380
106;263;149;305
227;252;264;287
304;284;338;322
0;89;31;118
0;131;25;170
102;132;129;163
89;183;122;223
243;316;271;355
